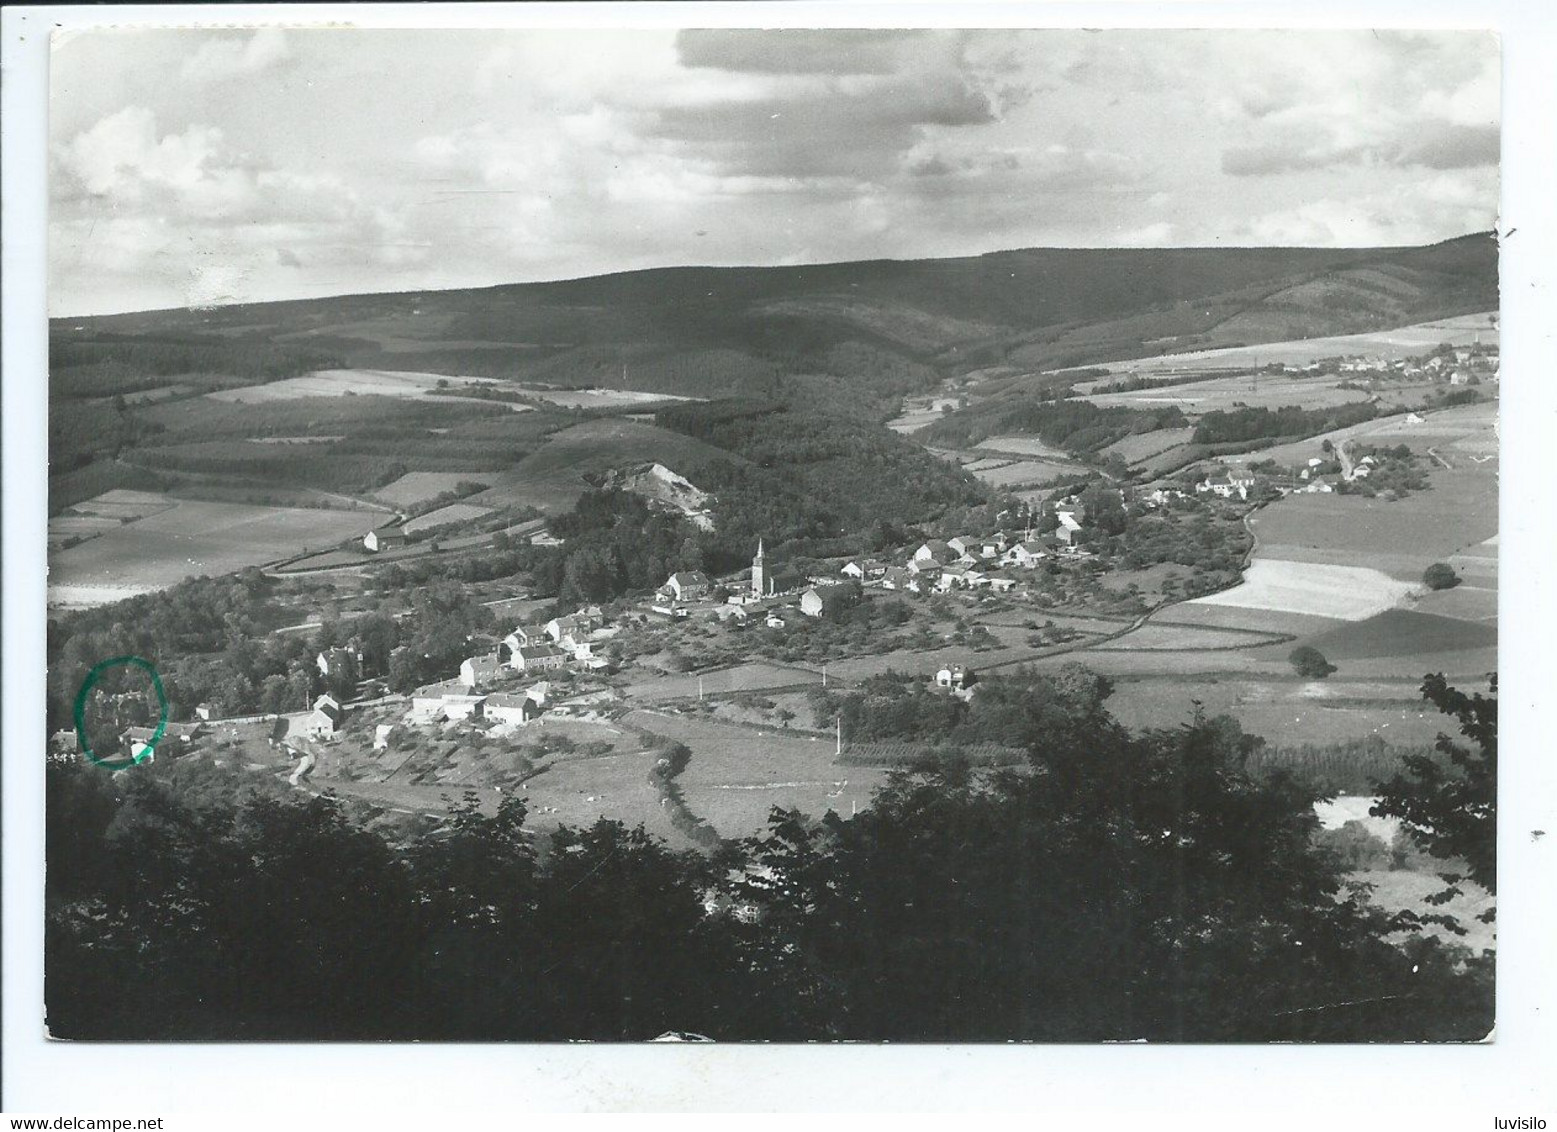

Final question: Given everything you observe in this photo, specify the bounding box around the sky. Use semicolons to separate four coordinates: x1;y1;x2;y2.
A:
48;26;1500;316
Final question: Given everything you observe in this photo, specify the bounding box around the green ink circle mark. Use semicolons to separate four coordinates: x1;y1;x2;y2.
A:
73;655;169;770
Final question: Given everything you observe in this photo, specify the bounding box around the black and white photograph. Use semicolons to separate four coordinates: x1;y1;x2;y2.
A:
23;15;1524;1057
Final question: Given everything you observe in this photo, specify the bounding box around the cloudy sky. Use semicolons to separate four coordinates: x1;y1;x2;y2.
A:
49;27;1499;316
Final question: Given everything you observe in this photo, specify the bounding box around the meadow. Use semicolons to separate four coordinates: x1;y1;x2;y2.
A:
1102;674;1451;748
372;472;503;508
48;494;377;606
1187;559;1417;621
1090;311;1498;374
1083;371;1375;415
1099;426;1198;465
978;435;1072;458
970;458;1080;487
204;368;515;405
626;709;888;839
400;502;493;535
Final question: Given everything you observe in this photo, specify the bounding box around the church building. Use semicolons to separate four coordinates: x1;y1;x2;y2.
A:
750;539;799;598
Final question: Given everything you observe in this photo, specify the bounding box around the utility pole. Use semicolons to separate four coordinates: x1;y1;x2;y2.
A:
822;663;827;688
698;676;704;702
836;716;842;756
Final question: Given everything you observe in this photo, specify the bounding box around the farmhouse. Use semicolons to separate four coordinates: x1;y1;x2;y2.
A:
316;646;359;679
880;566;920;593
545;614;599;650
363;527;408;553
1055;512;1084;546
800;588;826;618
1197;469;1257;500
661;571;712;602
411;681;487;721
1004;538;1051;568
303;693;342;739
121;725;159;763
460;654;503;690
912;540;955;567
499;628;543;665
165;720;204;743
513;643;568;673
841;559;889;581
934;665;977;696
485;692;545;725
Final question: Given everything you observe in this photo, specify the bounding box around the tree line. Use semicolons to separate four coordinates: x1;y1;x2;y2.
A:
47;670;1495;1042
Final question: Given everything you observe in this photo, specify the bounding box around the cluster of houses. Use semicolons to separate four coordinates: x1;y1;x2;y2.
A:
1278;341;1499;386
406;605;615;724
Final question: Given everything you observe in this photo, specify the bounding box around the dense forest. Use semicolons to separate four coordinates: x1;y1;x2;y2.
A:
1191;401;1380;445
46;669;1496;1042
51;332;346;399
918;397;1187;454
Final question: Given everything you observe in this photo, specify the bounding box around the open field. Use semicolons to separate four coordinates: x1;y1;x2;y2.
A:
372;471;502;508
627;710;887;838
978;435;1071;458
1299;609;1497;660
400;502;493;535
969;459;1078;487
1246;462;1499;582
1189;559;1417;620
1237;399;1497;467
49;495;377;606
1100;426;1197;464
1347;868;1495;953
1104;675;1451;747
515;386;699;409
1151;602;1343;638
622;662;821;702
1086;621;1291;652
1084;371;1374;414
1092;312;1498;375
517;749;691;846
204;367;517;407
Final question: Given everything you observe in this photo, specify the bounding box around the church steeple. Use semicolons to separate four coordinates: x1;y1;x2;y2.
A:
751;538;767;597
755;538;764;561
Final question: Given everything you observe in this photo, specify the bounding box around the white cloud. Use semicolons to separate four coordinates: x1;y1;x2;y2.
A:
178;29;291;84
1237;171;1497;247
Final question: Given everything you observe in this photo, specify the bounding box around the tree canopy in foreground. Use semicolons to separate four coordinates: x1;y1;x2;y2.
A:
47;669;1494;1042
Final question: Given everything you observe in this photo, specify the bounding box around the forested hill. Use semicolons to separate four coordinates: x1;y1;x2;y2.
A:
55;233;1497;403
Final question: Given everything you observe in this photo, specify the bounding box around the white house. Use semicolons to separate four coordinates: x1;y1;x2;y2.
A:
912;540;954;566
1004;540;1050;568
460;654;503;689
302;693;342;739
411;681;487;721
485;692;544;725
661;571;712;602
800;588;826;618
363;527;408;553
